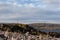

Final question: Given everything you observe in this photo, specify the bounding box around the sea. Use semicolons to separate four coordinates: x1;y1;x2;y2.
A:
40;29;60;33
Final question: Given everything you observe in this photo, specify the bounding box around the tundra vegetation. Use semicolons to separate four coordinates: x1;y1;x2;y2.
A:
0;23;60;38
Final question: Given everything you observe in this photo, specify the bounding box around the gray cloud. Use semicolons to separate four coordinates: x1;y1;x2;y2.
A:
0;0;60;23
41;0;60;10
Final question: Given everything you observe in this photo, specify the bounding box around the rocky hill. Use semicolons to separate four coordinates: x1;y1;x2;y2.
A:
0;23;60;37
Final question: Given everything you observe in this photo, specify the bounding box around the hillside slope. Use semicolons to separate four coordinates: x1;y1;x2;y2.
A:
28;23;60;30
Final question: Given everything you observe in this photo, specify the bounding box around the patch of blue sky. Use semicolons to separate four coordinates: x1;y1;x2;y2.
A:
16;0;41;7
0;0;7;2
16;0;39;3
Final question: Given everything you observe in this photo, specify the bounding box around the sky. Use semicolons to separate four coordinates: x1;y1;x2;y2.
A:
0;0;60;24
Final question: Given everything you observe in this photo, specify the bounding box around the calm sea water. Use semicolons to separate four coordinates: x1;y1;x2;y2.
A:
40;29;60;33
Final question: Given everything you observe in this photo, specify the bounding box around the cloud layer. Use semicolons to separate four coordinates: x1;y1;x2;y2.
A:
0;0;60;23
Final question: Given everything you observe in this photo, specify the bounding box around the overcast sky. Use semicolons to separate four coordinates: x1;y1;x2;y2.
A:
0;0;60;24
